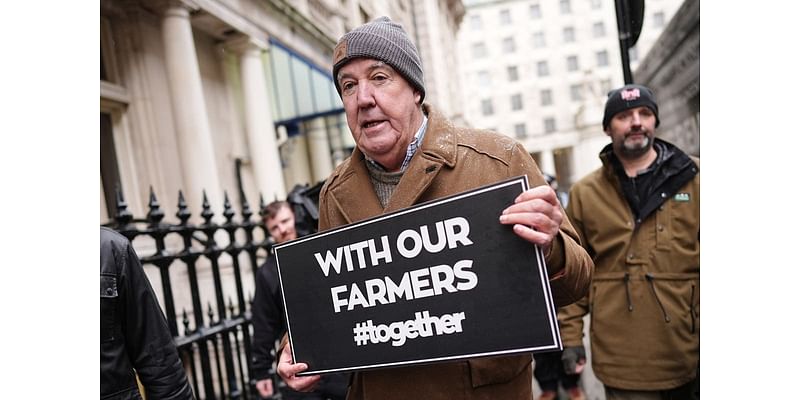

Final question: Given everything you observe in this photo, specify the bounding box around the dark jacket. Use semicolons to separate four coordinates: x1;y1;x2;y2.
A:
101;227;194;400
314;104;593;400
253;250;350;399
251;254;284;381
560;139;699;390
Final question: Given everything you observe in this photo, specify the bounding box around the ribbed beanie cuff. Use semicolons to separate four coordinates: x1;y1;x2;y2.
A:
332;16;425;101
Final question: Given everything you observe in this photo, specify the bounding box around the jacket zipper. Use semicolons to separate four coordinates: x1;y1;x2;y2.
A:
624;273;633;312
645;273;671;322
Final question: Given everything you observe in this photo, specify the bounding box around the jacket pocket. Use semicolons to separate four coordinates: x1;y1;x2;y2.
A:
645;272;699;336
468;354;531;388
100;274;118;342
662;195;700;251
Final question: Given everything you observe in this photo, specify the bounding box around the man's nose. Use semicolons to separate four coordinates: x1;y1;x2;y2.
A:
631;112;642;126
356;82;375;108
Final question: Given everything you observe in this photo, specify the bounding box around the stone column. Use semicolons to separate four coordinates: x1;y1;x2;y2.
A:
228;36;286;201
538;149;556;177
305;117;333;183
326;115;347;166
160;1;223;214
281;133;312;190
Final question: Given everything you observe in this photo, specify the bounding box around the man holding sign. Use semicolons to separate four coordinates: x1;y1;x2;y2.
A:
277;16;593;400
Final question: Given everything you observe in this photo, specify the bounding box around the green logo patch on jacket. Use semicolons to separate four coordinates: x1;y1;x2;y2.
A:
674;193;690;202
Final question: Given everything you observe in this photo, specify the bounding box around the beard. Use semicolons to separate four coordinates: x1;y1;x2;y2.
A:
617;129;654;159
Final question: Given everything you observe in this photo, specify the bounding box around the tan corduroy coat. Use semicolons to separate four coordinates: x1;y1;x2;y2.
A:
313;104;593;400
559;146;700;391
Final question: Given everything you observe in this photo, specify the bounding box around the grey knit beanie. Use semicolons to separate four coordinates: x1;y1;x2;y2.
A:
332;16;425;102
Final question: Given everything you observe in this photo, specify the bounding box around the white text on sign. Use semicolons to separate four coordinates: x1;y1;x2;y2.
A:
352;310;467;347
314;217;474;277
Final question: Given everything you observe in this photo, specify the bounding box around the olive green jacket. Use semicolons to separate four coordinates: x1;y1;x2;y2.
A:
560;141;699;390
317;104;593;400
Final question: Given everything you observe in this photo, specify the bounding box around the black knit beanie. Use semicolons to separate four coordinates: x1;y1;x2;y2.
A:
602;84;660;129
332;16;425;102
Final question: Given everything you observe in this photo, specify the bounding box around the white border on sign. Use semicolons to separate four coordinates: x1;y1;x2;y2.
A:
274;176;562;375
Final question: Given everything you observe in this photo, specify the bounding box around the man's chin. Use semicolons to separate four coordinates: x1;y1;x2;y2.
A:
625;135;651;148
620;141;652;157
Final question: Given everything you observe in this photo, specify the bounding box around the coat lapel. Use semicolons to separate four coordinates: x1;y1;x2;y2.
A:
385;105;457;213
384;155;443;213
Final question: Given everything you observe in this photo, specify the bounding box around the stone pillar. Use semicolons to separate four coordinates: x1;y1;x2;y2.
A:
538;149;556;177
305;117;333;183
326;115;347;166
281;134;313;189
160;1;223;214
228;36;286;201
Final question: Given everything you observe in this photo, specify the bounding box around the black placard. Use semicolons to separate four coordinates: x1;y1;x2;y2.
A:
275;176;561;375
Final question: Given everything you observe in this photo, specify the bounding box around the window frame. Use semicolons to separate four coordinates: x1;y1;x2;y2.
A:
566;55;579;72
544;117;557;133
481;98;494;116
563;26;576;43
540;89;553;106
510;93;524;111
507;65;519;82
536;60;550;77
596;49;609;67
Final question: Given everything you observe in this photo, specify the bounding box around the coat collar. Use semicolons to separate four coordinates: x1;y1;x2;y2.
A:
417;104;458;168
327;104;458;223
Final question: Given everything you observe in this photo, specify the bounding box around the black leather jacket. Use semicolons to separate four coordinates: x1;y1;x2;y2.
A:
100;227;194;399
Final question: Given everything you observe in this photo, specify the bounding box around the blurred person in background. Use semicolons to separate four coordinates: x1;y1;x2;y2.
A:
251;201;348;400
560;84;699;400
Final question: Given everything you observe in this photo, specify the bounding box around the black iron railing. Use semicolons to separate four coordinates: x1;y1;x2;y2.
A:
106;186;274;400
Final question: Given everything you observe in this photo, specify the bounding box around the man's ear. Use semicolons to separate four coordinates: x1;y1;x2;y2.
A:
414;90;421;105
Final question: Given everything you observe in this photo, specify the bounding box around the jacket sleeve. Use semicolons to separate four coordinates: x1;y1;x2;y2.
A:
508;143;593;307
121;241;194;400
557;296;589;347
251;258;284;380
557;182;592;346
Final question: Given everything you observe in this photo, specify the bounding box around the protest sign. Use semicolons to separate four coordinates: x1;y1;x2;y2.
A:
274;176;561;375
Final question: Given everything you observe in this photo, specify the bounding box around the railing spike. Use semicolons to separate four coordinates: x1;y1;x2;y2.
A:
258;193;267;219
176;190;191;224
240;191;253;221
201;190;214;223
147;186;165;225
223;191;235;222
113;183;133;228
